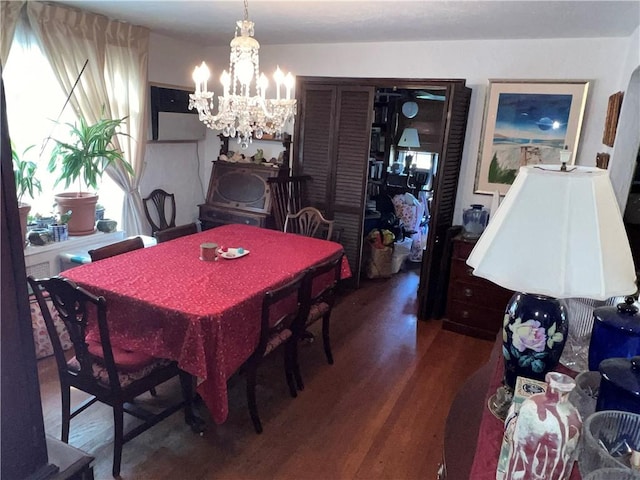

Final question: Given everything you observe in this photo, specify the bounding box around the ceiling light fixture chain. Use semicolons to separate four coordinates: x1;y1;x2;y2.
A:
189;0;296;149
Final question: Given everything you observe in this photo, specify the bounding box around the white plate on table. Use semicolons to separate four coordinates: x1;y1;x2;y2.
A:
217;248;250;259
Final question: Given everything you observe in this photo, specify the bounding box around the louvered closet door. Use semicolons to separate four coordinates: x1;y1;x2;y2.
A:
296;85;337;213
418;83;472;319
332;87;375;285
296;83;374;285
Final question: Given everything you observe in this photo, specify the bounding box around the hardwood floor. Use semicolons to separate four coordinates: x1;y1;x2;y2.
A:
38;269;494;479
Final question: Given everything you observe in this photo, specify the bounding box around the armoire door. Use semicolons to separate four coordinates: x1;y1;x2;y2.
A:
418;82;471;319
295;82;374;285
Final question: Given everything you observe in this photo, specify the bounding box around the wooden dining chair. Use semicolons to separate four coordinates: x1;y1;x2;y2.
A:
143;188;176;234
153;222;199;243
27;275;204;477
284;206;334;241
291;253;344;392
267;175;311;231
243;272;307;434
88;236;144;262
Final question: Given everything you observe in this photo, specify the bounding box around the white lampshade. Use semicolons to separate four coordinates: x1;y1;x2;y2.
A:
467;165;636;300
398;127;421;149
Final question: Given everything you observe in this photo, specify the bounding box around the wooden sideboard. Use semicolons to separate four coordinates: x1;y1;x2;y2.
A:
444;234;513;340
198;161;283;229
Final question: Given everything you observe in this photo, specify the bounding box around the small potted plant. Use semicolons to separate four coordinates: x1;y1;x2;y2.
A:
48;210;71;242
12;144;42;245
48;112;134;236
95;203;105;221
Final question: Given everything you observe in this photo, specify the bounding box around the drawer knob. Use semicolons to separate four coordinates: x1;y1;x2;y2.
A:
461;310;469;319
463;287;473;297
466;267;474;276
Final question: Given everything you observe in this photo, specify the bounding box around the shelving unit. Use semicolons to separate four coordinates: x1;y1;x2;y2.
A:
218;133;292;167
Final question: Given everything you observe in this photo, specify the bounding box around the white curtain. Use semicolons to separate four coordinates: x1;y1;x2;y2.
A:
0;1;26;65
26;2;149;236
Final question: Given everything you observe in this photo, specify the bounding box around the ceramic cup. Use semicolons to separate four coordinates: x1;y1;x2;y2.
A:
200;242;218;261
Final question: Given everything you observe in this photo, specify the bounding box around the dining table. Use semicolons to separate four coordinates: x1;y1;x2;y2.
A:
62;224;351;424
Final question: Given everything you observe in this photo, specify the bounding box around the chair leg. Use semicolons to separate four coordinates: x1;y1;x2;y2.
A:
61;383;71;443
322;315;334;365
284;341;298;398
112;404;124;477
291;335;305;391
245;360;263;434
179;371;206;434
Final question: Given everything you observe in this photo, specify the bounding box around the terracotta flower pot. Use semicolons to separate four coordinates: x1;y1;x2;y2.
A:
54;192;98;236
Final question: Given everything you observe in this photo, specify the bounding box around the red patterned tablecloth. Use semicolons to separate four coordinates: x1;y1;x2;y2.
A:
63;224;351;424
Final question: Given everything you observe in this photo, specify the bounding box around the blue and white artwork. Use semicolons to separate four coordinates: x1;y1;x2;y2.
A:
489;93;573;184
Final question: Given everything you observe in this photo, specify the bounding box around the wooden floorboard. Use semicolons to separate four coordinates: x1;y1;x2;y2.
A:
38;269;494;479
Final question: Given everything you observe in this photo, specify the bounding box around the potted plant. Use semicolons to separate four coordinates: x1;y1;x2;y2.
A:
48;209;71;242
48;114;133;236
12;144;42;245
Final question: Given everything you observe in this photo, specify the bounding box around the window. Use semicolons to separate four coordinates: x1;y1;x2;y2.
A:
5;25;123;227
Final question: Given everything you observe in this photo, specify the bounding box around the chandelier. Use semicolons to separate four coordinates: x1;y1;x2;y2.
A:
188;0;297;149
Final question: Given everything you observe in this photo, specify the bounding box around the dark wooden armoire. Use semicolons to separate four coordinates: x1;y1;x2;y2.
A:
293;77;471;320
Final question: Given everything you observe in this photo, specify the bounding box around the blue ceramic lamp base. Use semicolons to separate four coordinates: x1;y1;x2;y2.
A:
502;292;568;389
489;293;569;420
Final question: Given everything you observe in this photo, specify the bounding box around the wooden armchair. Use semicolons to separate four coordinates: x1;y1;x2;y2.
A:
88;236;144;262
153;222;199;243
27;276;204;477
291;253;344;391
143;188;176;234
284;206;334;241
268;175;311;231
243;272;307;434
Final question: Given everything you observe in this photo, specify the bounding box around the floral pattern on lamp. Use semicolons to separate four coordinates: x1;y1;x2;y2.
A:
502;293;568;390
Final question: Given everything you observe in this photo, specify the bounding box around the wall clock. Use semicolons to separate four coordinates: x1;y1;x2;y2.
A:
402;101;418;119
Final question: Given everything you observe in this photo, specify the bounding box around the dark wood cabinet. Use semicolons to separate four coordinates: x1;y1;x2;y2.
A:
198;161;283;229
444;235;513;340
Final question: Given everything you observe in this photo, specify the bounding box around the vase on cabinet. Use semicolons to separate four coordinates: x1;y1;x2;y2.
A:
503;372;582;480
462;204;489;239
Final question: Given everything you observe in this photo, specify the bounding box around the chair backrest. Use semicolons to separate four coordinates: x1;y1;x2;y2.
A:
27;276;121;391
143;189;176;234
305;252;343;309
153;222;199;243
256;273;307;358
267;175;311;231
284;206;334;241
88;236;144;262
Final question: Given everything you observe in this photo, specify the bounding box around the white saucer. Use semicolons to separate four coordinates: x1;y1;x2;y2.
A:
217;248;250;259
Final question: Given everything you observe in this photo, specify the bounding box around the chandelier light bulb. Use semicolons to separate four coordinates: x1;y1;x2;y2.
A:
188;0;297;148
220;70;231;96
258;73;268;99
285;72;294;100
235;58;254;88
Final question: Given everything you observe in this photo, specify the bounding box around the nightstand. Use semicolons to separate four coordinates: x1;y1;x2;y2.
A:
444;234;513;340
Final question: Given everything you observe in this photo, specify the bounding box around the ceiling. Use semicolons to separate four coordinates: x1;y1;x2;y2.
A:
53;1;640;47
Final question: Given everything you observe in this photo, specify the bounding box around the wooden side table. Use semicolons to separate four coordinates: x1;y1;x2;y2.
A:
443;234;513;340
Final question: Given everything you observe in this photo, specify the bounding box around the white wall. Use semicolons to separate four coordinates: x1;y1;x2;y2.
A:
148;33;639;226
609;26;640;209
140;33;210;232
252;37;634;223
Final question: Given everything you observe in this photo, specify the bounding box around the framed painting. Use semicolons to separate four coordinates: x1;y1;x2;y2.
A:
474;80;589;195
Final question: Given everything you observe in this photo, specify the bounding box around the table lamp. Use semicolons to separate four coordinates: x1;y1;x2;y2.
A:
466;164;636;419
398;127;420;174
